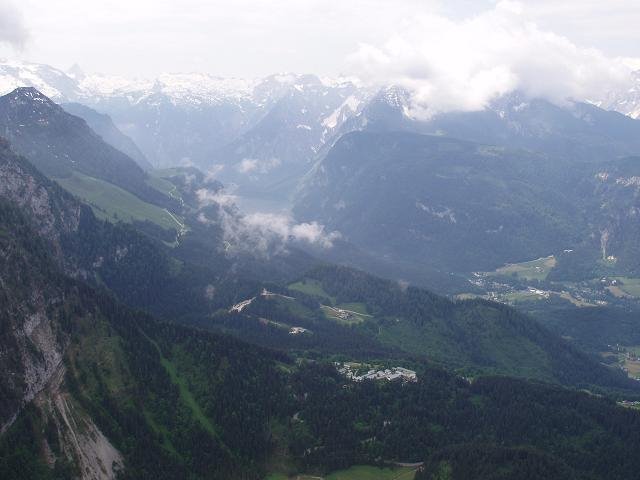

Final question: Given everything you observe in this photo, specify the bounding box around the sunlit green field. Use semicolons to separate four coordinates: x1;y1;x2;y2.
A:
55;171;182;231
489;255;556;281
611;277;640;298
266;465;416;480
326;465;415;480
288;279;336;303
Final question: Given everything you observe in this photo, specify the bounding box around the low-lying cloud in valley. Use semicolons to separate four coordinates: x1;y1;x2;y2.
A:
196;188;340;255
348;0;636;118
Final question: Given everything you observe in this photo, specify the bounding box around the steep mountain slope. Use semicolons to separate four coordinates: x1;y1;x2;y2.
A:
0;199;125;479
295;131;585;273
545;155;640;281
0;138;212;314
0;88;172;208
0;137;318;325
87;86;258;170
61;102;152;170
584;156;640;274
0;198;291;479
211;75;366;197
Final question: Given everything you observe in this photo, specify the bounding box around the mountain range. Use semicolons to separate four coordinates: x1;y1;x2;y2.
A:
3;61;640;292
4;59;640;198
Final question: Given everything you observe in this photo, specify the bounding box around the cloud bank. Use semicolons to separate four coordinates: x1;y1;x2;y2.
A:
196;188;339;255
348;1;636;117
0;1;28;49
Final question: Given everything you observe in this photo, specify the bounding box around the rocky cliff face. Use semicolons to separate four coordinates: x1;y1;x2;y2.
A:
34;367;124;480
0;196;68;433
0;142;124;478
591;158;640;273
0;138;81;257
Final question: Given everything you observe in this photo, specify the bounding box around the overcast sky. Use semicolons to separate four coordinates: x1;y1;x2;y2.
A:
0;0;639;79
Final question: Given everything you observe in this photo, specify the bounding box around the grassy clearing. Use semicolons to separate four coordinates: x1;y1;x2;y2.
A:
140;331;217;436
266;466;415;480
611;277;640;298
337;302;369;315
557;292;595;307
55;172;182;231
277;297;316;320
490;255;556;281
605;345;640;380
146;175;178;198
159;353;217;436
503;291;546;303
625;359;640;378
620;346;640;379
288;279;336;303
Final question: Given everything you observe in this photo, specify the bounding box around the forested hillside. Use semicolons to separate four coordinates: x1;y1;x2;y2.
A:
3;199;640;480
295;131;640;285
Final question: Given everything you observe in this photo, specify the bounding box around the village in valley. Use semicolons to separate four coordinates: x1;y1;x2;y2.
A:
462;255;640;310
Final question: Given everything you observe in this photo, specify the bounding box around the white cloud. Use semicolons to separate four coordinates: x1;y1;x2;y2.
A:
242;212;340;249
348;1;636;117
0;1;28;49
237;158;258;174
196;187;237;207
196;187;339;255
5;0;640;84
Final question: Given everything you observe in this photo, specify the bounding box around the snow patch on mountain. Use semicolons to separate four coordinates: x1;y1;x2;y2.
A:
0;59;80;100
597;71;640;119
322;95;362;129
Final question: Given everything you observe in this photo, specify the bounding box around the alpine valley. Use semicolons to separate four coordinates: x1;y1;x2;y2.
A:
2;58;640;480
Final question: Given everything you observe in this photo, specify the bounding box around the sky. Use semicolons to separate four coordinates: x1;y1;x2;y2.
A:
0;0;638;78
0;0;639;115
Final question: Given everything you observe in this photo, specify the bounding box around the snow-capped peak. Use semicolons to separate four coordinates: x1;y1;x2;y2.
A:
0;59;82;101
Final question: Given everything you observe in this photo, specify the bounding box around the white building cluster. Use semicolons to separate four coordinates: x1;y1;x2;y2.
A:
336;363;417;383
289;326;310;335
